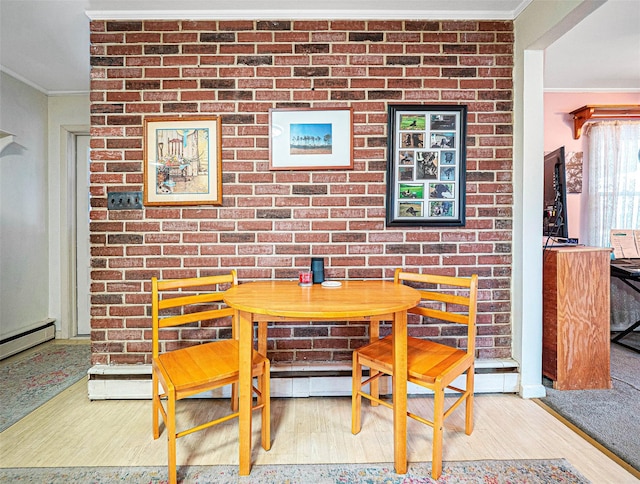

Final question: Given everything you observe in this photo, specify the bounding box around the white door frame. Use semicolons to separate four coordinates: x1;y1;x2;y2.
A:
57;126;90;339
513;0;604;398
75;134;91;335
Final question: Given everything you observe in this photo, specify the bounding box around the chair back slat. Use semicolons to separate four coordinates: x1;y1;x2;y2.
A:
156;273;237;292
158;292;226;310
418;289;471;309
410;306;469;325
395;270;473;289
157;307;234;329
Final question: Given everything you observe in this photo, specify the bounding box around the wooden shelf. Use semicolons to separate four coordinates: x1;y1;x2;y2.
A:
569;104;640;139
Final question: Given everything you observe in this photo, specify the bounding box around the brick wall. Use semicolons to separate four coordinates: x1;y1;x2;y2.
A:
89;19;514;366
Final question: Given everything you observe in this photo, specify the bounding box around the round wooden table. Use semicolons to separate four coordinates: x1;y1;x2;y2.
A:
224;279;421;476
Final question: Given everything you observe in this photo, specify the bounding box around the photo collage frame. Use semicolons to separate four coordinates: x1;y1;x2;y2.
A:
386;104;467;226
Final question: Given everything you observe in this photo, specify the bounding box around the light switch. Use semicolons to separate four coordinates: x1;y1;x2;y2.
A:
107;191;143;210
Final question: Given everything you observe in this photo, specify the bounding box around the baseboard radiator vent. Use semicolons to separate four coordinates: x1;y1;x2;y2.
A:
0;319;56;360
88;358;519;400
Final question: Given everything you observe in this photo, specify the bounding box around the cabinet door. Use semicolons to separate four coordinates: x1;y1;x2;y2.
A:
557;249;611;389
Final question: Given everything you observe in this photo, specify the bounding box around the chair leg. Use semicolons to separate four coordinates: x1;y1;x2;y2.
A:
351;352;362;434
465;366;475;435
231;382;238;412
258;321;268;357
431;388;445;480
167;393;177;484
369;319;380;406
152;372;160;439
261;361;271;451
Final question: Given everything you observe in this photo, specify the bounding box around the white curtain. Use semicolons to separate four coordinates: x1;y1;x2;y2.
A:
587;121;640;248
587;120;640;331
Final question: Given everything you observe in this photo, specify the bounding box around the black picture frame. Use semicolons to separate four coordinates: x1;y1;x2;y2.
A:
385;104;467;227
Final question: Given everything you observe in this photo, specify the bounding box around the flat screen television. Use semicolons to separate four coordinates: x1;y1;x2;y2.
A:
543;146;569;240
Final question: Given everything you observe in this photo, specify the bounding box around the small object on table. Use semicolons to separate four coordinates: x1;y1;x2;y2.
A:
311;257;325;283
299;270;313;286
321;280;342;288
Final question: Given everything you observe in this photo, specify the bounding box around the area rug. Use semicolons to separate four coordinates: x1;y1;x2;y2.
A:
0;343;91;432
540;343;640;471
0;459;589;483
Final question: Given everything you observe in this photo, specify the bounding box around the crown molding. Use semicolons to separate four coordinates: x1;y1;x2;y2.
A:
86;8;521;21
544;87;640;94
0;66;48;95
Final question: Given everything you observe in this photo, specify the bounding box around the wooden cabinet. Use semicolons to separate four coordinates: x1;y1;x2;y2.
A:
542;247;612;390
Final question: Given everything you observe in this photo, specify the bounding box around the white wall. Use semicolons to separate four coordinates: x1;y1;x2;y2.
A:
0;72;49;339
0;71;90;342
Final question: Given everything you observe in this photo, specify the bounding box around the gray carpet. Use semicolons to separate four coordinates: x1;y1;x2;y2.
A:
612;328;640;353
541;341;640;471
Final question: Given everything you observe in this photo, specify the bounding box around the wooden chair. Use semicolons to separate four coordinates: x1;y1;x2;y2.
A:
151;271;270;484
352;269;478;479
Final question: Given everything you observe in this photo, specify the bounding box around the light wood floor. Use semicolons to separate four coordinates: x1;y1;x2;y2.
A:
0;342;638;483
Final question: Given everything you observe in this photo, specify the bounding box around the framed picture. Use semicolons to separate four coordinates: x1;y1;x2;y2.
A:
386;104;467;226
143;115;222;206
269;107;353;170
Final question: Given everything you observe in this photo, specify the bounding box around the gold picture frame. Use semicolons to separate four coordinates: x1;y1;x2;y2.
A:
143;115;222;206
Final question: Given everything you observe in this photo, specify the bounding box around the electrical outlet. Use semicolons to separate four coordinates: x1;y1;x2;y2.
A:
107;191;143;210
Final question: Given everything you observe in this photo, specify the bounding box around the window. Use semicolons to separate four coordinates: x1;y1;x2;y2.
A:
587;121;640;248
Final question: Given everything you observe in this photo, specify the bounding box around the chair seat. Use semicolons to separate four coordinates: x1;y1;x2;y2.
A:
155;339;267;393
356;335;470;386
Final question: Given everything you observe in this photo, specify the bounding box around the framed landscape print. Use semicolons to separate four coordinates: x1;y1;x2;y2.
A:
386;104;467;226
269;107;353;170
143;115;222;206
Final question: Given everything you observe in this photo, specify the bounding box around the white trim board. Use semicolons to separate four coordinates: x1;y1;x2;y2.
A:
86;2;532;22
87;359;520;400
0;319;56;360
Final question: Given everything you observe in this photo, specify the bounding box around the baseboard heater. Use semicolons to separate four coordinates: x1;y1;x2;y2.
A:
88;359;520;400
0;319;56;360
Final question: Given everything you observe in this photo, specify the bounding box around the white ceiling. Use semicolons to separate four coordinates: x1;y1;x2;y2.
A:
0;0;638;95
544;0;640;91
